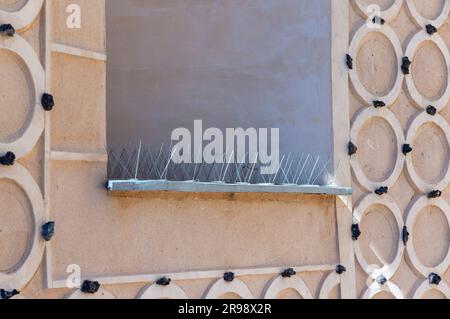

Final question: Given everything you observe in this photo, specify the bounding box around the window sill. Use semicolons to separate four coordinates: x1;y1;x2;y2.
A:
106;180;352;196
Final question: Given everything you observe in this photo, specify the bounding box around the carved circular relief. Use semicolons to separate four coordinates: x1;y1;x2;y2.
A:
0;179;32;273
412;41;447;100
411;122;449;184
349;24;404;106
412;205;450;268
405;195;450;277
359;204;400;269
356;32;398;98
0;0;44;32
405;31;450;111
264;275;313;299
405;112;450;192
412;279;450;299
353;194;404;280
0;164;45;290
0;49;34;144
353;0;404;22
357;117;398;183
362;281;404;299
205;278;254;299
406;0;450;28
138;283;188;299
351;107;405;191
319;272;341;299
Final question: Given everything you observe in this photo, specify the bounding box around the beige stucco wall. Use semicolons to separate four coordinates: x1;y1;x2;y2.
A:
0;0;449;299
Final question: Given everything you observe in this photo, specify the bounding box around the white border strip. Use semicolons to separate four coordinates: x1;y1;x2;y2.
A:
44;0;54;289
331;0;356;299
51;264;335;289
51;42;107;61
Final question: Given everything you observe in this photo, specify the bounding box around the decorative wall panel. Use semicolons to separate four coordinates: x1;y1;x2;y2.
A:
0;0;46;294
349;0;450;299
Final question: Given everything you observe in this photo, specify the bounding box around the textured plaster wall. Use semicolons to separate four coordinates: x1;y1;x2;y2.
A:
0;0;449;299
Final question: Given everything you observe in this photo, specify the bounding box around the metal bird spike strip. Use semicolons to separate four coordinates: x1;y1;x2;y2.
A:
107;143;335;187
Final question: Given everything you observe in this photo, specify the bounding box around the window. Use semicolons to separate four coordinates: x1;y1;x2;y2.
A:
106;0;339;190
